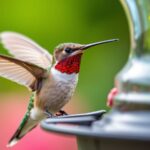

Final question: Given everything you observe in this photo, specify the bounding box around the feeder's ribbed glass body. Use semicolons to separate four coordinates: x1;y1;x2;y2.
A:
116;0;150;110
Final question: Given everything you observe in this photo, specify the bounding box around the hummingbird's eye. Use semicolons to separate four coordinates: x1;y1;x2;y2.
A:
64;47;73;54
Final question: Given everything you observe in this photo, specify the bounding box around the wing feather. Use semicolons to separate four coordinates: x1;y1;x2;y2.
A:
0;58;35;88
0;55;47;90
0;32;53;69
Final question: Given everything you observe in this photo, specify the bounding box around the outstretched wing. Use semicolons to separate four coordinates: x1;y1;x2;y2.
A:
0;55;47;90
0;32;53;69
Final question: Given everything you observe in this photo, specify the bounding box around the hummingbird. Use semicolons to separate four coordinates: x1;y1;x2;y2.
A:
0;32;118;147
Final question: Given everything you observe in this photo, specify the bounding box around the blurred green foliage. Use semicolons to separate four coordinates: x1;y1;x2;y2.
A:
0;0;129;110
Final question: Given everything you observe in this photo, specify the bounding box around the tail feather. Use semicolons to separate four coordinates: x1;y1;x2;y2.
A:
7;111;38;147
7;138;18;147
7;93;38;147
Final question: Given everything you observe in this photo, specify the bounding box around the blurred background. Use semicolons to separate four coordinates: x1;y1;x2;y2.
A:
0;0;129;150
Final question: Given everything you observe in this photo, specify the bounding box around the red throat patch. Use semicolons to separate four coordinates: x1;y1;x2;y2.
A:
55;53;83;74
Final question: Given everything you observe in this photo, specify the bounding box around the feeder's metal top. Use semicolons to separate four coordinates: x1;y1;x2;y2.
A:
41;110;150;142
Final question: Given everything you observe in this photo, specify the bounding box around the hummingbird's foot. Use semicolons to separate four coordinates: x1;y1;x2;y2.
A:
45;110;54;118
56;110;68;116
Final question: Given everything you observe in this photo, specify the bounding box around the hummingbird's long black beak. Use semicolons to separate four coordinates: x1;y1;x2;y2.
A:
80;39;119;50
